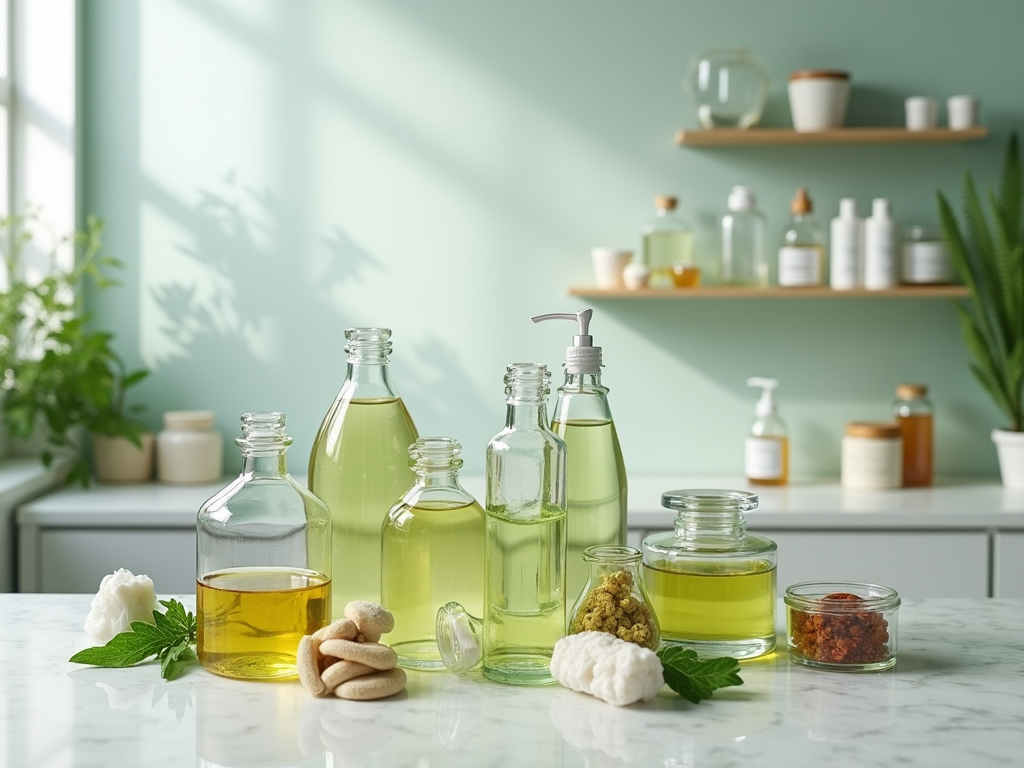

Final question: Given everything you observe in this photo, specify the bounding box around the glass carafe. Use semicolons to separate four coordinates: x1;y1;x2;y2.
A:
308;327;418;615
642;489;776;659
684;48;769;130
381;437;486;671
196;412;332;680
568;545;659;650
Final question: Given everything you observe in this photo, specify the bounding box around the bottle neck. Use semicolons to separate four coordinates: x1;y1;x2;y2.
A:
415;467;461;490
673;508;747;542
346;359;398;397
561;371;607;394
241;450;288;478
506;400;549;430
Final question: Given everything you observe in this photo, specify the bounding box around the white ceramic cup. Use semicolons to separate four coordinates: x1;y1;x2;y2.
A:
947;95;979;130
788;70;851;131
905;96;938;131
590;247;632;288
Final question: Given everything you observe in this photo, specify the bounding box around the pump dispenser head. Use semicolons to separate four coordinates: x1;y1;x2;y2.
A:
747;377;780;418
531;308;602;374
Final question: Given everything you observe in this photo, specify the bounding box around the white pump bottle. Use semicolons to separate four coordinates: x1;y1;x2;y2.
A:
745;377;789;486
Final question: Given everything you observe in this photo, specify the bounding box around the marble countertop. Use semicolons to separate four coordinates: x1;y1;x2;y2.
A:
1;595;1021;767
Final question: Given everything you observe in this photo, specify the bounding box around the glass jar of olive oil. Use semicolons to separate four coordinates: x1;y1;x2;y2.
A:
642;489;776;659
196;412;332;681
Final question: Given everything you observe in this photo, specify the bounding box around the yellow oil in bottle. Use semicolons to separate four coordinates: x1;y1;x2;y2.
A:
483;507;566;685
551;418;627;606
643;560;776;657
644;229;696;287
197;566;330;680
381;498;486;669
308;397;417;615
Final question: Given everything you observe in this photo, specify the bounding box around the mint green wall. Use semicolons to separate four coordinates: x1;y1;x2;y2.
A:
82;0;1022;478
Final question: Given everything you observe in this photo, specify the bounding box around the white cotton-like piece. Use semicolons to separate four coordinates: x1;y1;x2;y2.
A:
83;568;158;643
551;631;664;707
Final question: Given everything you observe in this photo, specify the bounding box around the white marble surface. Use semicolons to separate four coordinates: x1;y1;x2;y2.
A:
1;595;1021;767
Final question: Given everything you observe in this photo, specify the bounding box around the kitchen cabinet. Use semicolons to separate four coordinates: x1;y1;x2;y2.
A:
994;531;1024;597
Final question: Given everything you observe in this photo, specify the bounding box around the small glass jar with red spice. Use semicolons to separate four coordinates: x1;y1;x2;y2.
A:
784;582;900;671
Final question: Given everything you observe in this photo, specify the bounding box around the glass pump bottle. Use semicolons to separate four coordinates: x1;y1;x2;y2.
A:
436;363;567;685
642;489;776;659
531;309;627;607
196;412;332;681
308;327;418;615
381;437;485;670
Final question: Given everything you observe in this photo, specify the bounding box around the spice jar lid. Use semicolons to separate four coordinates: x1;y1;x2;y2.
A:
845;421;900;438
896;383;928;399
661;488;759;512
654;194;678;210
163;410;216;431
788;69;851;82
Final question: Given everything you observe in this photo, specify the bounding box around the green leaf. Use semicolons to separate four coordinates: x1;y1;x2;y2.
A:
656;646;744;704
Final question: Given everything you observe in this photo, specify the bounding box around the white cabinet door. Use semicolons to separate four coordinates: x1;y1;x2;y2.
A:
38;529;196;593
757;530;989;597
994;532;1024;597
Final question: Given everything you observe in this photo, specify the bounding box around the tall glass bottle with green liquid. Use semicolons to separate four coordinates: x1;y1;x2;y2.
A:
381;437;485;670
308;328;418;616
531;309;627;608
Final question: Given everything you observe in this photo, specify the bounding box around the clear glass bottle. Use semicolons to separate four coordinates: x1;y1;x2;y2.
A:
532;310;627;606
381;437;485;671
642;195;697;288
777;188;824;287
721;186;768;287
196;412;332;681
745;377;789;486
893;384;933;487
568;545;660;650
683;48;769;130
308;327;418;615
642;489;776;659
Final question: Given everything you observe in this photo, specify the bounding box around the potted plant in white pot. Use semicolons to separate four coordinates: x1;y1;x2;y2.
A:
0;212;152;485
937;132;1024;487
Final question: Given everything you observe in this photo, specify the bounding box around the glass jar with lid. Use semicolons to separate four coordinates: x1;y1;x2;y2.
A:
568;545;660;650
196;411;332;681
642;489;776;659
683;48;769;130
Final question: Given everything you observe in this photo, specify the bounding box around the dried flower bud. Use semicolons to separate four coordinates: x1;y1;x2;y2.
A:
84;568;157;643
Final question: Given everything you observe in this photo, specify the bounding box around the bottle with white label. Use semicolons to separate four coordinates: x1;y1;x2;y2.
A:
829;198;863;290
745;377;788;486
864;198;898;290
778;188;824;287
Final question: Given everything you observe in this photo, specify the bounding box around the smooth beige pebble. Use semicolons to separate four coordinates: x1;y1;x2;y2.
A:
335;667;407;701
343;601;395;643
296;636;328;697
319;639;398;671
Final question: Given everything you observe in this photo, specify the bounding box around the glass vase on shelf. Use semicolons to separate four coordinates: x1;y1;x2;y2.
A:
683;48;769;130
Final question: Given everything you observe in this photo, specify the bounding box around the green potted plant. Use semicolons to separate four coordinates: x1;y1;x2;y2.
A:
0;211;151;486
937;132;1024;487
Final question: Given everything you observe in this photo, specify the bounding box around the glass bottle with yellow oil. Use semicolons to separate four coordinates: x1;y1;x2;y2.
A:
642;194;698;288
308;327;418;616
531;309;627;607
381;436;485;670
196;412;332;680
642;489;776;659
745;377;788;486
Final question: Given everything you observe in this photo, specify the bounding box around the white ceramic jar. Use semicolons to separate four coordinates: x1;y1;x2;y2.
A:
788;70;850;132
157;411;223;484
842;422;902;490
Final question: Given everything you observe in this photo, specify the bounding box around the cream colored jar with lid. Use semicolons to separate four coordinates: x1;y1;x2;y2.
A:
157;411;223;484
842;422;902;490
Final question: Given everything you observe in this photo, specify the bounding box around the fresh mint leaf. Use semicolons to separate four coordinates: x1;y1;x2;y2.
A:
656;646;744;704
69;599;197;680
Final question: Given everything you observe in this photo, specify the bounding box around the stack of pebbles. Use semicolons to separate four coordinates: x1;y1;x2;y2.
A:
297;601;407;700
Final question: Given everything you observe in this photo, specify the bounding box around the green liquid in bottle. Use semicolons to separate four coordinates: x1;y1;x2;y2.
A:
644;229;695;286
309;397;417;615
552;418;627;607
381;499;486;669
483;507;566;685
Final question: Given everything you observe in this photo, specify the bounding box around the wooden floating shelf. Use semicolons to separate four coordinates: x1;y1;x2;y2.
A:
568;285;970;299
674;126;988;146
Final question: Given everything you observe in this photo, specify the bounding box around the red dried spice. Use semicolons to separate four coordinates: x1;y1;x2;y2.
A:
790;592;890;664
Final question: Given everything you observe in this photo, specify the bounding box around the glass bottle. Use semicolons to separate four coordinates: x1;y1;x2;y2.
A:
308;327;418;615
532;309;627;606
777;188;824;287
721;185;768;287
642;489;776;659
381;436;485;671
196;412;332;681
893;383;933;486
642;195;697;288
568;545;660;651
683;48;769;130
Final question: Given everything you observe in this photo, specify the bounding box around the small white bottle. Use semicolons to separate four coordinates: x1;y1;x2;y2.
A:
744;377;789;486
721;186;768;287
864;198;898;290
829;198;863;290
